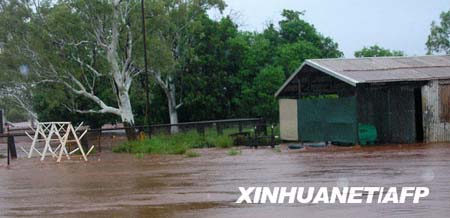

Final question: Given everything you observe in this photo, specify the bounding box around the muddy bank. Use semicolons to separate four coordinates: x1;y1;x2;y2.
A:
0;143;449;217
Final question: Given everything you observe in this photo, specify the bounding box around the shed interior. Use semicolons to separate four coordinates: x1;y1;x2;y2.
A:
277;65;425;144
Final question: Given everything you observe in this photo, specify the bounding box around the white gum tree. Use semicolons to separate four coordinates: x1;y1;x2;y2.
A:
146;0;225;133
12;0;141;139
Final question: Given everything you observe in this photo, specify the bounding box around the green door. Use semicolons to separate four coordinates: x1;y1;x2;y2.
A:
297;96;358;144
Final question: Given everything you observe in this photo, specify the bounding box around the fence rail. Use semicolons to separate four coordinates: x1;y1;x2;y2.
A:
1;118;268;165
0;118;264;137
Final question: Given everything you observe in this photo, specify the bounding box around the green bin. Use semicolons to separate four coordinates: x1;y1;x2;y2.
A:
358;124;377;145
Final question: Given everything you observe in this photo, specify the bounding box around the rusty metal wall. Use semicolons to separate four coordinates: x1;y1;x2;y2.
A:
439;83;450;122
422;80;450;142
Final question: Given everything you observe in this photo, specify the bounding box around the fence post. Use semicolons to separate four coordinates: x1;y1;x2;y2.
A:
196;125;205;136
147;125;152;139
7;135;17;159
271;124;275;148
216;123;223;135
238;122;243;133
81;135;89;152
7;136;10;166
263;119;268;136
98;129;102;153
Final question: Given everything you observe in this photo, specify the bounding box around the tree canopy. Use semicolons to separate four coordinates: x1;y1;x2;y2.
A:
354;45;404;57
0;1;343;126
426;10;450;54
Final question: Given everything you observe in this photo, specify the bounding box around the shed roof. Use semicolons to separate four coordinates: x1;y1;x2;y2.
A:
275;55;450;97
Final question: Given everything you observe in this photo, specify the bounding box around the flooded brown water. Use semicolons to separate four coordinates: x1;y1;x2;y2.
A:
0;143;449;217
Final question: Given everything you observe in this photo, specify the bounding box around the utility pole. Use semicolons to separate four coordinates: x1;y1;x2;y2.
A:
141;0;151;134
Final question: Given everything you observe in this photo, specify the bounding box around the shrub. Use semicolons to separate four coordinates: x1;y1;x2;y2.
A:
135;153;145;159
113;130;234;155
228;148;240;156
185;150;201;158
209;134;233;148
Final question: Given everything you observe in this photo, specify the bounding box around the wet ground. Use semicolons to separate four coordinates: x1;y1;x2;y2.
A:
0;142;449;217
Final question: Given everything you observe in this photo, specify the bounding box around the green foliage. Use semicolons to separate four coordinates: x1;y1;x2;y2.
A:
228;10;342;122
0;98;28;122
427;10;450;54
206;133;233;148
1;0;343;126
274;147;281;153
354;45;404;57
112;130;233;155
228;148;240;156
5;108;27;122
135;153;145;159
185;150;201;158
275;41;322;76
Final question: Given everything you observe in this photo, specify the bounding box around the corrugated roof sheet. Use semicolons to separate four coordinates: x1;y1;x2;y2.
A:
309;55;450;84
275;55;450;97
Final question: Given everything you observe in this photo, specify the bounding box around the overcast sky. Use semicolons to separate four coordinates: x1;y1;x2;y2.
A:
211;0;450;57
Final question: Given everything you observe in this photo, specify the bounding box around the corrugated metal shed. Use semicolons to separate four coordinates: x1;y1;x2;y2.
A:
276;55;450;97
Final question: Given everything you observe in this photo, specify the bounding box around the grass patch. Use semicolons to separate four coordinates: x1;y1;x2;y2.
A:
274;146;281;153
135;153;145;159
206;133;233;148
113;130;233;155
228;148;240;156
185;150;201;158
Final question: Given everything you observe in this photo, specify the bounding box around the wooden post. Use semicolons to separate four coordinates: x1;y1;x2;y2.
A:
147;125;152;139
7;136;10;166
196;125;205;136
216;123;223;135
262;119;267;136
98;129;102;152
81;135;89;152
271;124;275;148
7;135;17;159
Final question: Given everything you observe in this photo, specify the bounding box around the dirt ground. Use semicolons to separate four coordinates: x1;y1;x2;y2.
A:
0;141;449;217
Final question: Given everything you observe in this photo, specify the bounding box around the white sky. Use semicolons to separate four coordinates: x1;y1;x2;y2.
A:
211;0;450;57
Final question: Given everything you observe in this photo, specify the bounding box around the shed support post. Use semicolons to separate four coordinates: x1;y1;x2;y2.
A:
0;109;3;134
354;87;359;145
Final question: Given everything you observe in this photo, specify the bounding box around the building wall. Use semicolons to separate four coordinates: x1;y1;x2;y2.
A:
279;99;298;141
422;80;450;142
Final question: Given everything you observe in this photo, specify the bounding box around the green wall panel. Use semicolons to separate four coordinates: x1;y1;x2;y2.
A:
298;96;357;144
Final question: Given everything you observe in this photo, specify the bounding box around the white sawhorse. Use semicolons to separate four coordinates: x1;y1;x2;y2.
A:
22;122;94;162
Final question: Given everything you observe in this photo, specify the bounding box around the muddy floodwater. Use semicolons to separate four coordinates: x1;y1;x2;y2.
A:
0;143;450;217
